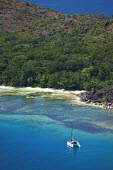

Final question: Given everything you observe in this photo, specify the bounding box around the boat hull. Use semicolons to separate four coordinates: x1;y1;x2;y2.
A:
67;141;81;148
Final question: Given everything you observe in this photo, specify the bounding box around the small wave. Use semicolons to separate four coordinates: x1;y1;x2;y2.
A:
0;108;6;111
0;85;16;90
0;85;85;94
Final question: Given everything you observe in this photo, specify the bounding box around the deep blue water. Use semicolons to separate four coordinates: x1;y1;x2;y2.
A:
0;91;113;170
22;0;113;17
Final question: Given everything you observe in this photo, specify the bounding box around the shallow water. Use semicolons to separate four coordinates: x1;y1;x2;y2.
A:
0;87;113;170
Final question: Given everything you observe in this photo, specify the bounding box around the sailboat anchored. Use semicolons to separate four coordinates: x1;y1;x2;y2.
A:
67;126;81;148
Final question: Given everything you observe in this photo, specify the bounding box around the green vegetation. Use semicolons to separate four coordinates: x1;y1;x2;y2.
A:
0;0;113;92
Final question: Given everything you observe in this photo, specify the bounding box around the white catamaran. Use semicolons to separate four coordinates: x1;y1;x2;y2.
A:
67;127;81;148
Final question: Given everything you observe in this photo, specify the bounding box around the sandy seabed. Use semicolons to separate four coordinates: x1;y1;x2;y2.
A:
0;85;105;109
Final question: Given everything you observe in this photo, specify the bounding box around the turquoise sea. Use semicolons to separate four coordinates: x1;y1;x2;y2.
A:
0;87;113;170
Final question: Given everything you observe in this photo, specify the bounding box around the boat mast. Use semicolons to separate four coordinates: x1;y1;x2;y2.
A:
71;126;73;141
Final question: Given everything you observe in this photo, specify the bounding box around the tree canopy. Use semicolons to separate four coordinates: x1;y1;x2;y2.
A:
0;0;113;92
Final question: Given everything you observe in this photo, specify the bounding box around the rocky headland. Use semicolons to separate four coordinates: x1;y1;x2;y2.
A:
78;88;113;110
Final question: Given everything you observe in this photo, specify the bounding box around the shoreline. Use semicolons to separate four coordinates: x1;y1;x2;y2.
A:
70;93;104;109
0;85;86;101
78;92;113;111
0;85;113;110
0;85;86;95
71;94;113;110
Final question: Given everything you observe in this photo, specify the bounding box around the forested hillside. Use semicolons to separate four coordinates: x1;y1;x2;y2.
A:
0;0;113;96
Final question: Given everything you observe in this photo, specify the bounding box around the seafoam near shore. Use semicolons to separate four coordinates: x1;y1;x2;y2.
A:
0;85;85;95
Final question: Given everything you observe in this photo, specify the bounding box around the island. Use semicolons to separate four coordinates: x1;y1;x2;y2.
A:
0;0;113;109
